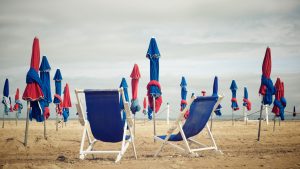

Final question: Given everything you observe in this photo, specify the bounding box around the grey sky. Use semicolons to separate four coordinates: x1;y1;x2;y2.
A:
1;0;300;119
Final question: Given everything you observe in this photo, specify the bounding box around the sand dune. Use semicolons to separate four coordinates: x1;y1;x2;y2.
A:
0;119;300;169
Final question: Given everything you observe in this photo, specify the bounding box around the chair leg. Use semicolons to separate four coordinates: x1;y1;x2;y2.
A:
79;127;87;160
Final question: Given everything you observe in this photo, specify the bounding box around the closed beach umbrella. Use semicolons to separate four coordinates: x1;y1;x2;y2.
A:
230;80;239;126
280;82;287;120
143;97;147;115
293;106;296;117
130;64;141;114
230;80;239;111
23;37;44;122
243;87;252;111
13;88;23;114
53;69;63;131
62;83;72;122
119;78;130;121
146;37;163;120
53;69;63;114
180;76;189;119
212;76;222;116
39;56;52;119
259;47;275;105
2;79;11;115
22;37;44;146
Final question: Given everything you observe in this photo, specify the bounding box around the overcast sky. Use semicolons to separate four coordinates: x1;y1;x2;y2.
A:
1;0;300;119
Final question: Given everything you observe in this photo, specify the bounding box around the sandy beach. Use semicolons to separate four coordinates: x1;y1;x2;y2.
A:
0;119;299;169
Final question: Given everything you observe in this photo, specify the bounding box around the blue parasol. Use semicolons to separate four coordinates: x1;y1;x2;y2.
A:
212;76;222;116
230;80;239;111
146;37;162;120
2;79;10;115
39;56;52;120
53;69;63;106
119;78;129;122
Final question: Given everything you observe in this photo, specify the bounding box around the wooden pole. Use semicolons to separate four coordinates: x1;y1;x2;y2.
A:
56;105;58;131
232;109;234;126
153;96;156;142
2;109;5;128
273;116;276;132
44;118;47;139
210;113;213;132
257;103;264;141
24;101;30;146
16;111;18;126
134;115;136;137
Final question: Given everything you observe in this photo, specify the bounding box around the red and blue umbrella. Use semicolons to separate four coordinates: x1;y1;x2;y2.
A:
243;87;252;111
62;83;72;122
39;56;52;120
23;37;45;122
212;76;222;116
146;37;162;120
13;88;23;116
120;78;130;121
272;78;286;120
180;76;190;119
53;69;63;115
130;64;141;114
230;80;239;111
259;47;275;105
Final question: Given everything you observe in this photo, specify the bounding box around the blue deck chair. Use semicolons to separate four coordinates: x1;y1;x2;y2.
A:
75;88;137;163
154;95;224;157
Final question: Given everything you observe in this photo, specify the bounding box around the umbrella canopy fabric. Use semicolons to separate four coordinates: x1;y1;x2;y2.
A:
119;78;130;121
22;37;45;122
22;37;44;102
212;76;222;116
259;47;275;105
2;79;12;115
243;87;252;111
53;69;63;115
39;56;52;120
230;80;239;111
146;37;163;120
62;83;72;122
142;97;147;115
13;88;23;116
180;77;190;119
272;78;287;120
130;64;141;114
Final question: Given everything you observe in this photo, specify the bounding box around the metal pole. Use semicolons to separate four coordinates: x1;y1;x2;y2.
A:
153;96;156;142
257;104;263;141
24;101;30;146
265;105;269;125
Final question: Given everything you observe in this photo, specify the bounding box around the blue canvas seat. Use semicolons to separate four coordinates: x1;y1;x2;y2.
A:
154;95;224;157
75;88;137;163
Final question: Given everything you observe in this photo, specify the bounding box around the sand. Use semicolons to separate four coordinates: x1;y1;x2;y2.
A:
0;119;300;169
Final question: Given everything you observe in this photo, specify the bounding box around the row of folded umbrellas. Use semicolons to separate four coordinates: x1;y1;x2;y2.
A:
1;37;294;124
2;37;72;122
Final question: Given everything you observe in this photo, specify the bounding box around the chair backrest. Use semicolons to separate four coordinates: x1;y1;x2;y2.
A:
171;96;219;141
84;89;124;143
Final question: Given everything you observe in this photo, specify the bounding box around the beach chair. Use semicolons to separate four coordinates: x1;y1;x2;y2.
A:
75;88;137;163
154;95;224;157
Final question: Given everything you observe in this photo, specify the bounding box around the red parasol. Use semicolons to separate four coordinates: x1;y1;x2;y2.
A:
272;78;282;116
22;37;44;101
62;83;72;108
13;88;20;111
259;47;271;95
130;64;141;100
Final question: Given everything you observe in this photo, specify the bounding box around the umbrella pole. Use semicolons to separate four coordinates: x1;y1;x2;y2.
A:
257;103;264;141
24;101;30;146
232;109;234;126
273;116;276;132
167;103;170;125
44;118;47;139
153;96;156;142
2;110;5;128
134;115;136;137
243;106;246;124
56;105;58;131
16;111;18;126
265;105;269;125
